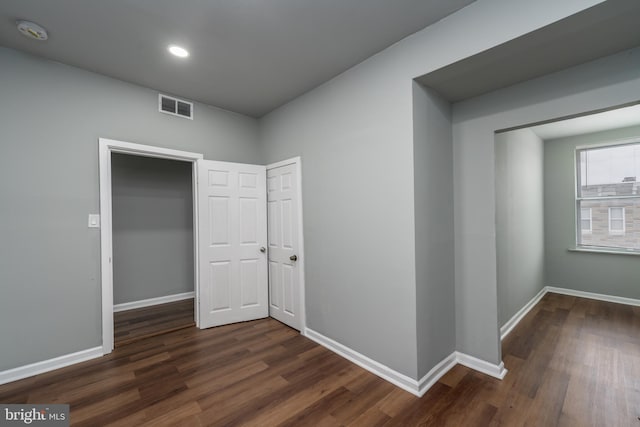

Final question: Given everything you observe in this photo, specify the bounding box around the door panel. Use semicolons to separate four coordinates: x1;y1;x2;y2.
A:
267;162;301;330
198;160;268;328
210;261;231;310
269;261;280;309
240;259;259;307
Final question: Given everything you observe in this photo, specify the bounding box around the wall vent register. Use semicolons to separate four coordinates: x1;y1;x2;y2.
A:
159;94;193;119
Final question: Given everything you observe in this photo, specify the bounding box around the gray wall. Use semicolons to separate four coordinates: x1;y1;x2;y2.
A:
453;46;640;364
413;83;456;378
495;129;545;328
0;0;604;377
259;57;420;379
259;0;597;378
0;47;260;371
545;124;640;300
112;154;194;305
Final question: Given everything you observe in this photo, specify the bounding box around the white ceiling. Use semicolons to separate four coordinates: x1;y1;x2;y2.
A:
530;103;640;141
0;0;475;117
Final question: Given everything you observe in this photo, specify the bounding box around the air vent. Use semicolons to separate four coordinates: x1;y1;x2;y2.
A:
158;94;193;120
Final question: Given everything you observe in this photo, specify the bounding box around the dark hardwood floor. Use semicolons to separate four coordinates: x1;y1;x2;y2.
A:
114;299;195;347
1;292;639;426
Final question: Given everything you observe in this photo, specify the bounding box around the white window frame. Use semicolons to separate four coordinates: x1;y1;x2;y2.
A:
580;207;592;233
608;206;625;234
575;139;640;251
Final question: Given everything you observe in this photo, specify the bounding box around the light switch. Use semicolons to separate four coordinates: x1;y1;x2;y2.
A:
88;214;100;228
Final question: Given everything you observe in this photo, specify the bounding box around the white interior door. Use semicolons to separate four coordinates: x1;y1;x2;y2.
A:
267;161;302;330
198;160;268;328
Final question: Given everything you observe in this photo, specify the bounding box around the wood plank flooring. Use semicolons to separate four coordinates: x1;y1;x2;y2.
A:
114;299;195;347
1;292;639;426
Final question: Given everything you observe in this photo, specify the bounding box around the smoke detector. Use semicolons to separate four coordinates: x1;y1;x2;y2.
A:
16;20;48;41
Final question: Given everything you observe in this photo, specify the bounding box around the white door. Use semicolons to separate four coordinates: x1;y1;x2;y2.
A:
267;161;303;330
197;160;268;328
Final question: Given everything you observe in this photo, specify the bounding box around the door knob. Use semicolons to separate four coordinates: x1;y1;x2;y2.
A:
260;247;266;253
289;255;298;261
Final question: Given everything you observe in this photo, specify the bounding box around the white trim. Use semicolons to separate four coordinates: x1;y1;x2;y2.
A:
99;140;113;355
99;138;203;355
113;292;195;312
500;286;640;343
0;347;102;386
266;156;307;334
304;328;505;397
101;138;203;161
416;353;458;396
569;246;640;256
500;287;547;340
546;286;640;307
192;164;200;329
266;157;299;170
579;194;640;201
575;136;640;151
305;327;425;396
455;352;508;379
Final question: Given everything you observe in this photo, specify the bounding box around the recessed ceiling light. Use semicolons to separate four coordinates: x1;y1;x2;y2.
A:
168;45;189;58
16;20;48;41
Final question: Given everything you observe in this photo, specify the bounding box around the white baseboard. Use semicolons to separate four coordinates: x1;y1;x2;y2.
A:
500;286;640;342
416;353;458;396
455;352;507;379
500;287;547;340
113;291;194;312
304;328;505;397
546;286;640;307
0;347;103;386
304;328;425;396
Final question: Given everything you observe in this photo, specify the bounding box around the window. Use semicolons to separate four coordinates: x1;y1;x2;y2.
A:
576;141;640;251
609;207;625;233
580;207;592;233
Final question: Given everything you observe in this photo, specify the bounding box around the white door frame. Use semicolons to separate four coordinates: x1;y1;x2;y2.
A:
266;156;307;334
98;138;203;354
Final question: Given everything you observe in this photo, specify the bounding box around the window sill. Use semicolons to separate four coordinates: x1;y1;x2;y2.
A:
568;247;640;256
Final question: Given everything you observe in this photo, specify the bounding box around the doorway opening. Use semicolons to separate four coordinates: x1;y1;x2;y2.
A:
494;101;640;339
111;153;196;346
99;138;307;355
99;138;202;354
